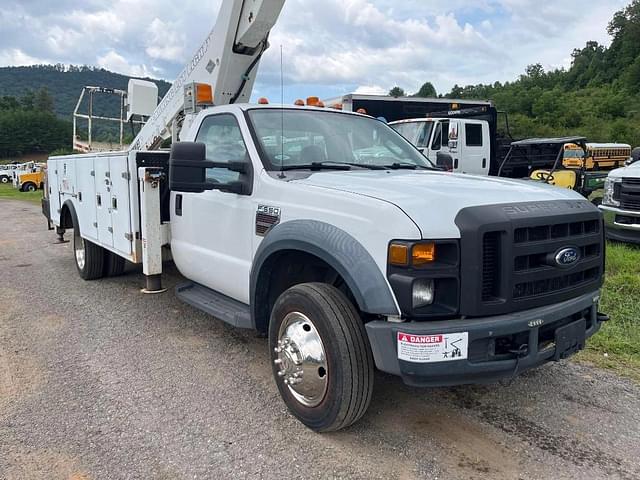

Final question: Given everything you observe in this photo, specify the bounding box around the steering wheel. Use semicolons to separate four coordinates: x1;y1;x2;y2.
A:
535;171;554;183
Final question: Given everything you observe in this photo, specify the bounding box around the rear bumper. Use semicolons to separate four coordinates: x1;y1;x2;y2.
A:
365;291;602;387
599;205;640;245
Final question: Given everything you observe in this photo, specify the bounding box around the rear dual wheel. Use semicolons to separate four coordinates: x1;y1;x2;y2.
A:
73;223;104;280
269;283;374;432
72;221;126;279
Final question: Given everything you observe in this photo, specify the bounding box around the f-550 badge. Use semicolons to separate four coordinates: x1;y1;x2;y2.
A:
256;205;281;236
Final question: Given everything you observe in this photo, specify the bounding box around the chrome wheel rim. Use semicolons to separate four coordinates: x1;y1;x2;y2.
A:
274;312;328;407
74;231;85;270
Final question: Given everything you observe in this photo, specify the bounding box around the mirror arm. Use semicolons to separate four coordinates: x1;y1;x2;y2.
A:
208;161;248;173
172;159;247;174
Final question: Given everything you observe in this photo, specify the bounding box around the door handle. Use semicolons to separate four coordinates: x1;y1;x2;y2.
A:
175;194;183;216
482;158;487;169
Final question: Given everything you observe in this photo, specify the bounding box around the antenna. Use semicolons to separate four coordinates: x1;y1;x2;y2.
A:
278;44;286;178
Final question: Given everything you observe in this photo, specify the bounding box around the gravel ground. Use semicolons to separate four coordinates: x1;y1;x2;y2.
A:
1;199;639;480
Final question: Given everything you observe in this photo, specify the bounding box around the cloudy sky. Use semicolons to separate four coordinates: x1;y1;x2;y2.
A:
0;0;629;102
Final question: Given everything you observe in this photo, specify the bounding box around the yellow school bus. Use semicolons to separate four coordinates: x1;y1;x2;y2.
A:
563;143;631;170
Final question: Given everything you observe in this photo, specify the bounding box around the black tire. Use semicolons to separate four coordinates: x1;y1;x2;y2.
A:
0;176;9;184
103;250;126;277
22;182;36;192
269;283;374;432
72;213;104;280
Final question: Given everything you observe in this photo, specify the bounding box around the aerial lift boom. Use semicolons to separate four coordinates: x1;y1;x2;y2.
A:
130;0;286;152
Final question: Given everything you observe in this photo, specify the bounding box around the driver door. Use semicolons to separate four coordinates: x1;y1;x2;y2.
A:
170;113;254;304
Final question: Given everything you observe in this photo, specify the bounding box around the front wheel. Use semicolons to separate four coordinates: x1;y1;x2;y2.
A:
0;176;9;184
22;182;37;192
269;283;374;432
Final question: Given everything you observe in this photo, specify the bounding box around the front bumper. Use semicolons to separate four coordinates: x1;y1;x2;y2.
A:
599;205;640;245
365;291;602;387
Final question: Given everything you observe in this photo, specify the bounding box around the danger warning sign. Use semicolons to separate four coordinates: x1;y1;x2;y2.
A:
397;332;468;363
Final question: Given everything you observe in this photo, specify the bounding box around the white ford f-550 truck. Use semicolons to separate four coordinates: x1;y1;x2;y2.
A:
42;0;607;432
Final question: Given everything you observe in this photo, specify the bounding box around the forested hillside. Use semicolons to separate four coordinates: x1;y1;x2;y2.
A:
0;89;71;157
0;65;171;146
443;1;640;146
0;65;171;120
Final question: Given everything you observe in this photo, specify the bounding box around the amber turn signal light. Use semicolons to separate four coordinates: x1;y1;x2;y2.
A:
412;243;436;265
388;244;409;266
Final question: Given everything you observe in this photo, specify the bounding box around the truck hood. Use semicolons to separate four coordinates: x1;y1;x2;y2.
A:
295;170;586;238
609;161;640;179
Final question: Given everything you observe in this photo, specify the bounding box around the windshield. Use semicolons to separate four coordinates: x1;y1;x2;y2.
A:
247;109;433;171
391;121;433;148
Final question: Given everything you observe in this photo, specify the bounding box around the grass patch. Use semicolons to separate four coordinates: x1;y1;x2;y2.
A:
0;183;43;204
578;242;640;382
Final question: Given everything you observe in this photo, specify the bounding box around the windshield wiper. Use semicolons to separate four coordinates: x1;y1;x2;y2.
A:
280;162;352;171
344;163;387;170
384;162;423;170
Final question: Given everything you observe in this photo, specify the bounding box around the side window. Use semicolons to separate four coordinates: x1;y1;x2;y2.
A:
440;121;449;148
431;124;442;151
465;123;483;147
196;114;248;184
416;123;429;147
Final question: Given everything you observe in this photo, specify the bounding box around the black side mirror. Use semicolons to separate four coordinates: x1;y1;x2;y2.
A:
169;142;252;195
436;152;454;171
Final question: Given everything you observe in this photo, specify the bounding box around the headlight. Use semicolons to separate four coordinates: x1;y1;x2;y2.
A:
412;279;434;308
603;178;621;207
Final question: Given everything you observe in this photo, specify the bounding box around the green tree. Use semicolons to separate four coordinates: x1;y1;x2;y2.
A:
34;87;54;113
414;82;437;98
388;86;406;97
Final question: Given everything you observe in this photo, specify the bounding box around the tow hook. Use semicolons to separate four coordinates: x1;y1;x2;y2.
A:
597;312;610;322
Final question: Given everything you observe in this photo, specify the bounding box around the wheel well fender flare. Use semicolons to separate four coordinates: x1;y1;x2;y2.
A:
250;220;399;328
60;199;79;231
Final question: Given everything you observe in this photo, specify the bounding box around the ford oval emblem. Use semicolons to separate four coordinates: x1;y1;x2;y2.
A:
555;247;581;268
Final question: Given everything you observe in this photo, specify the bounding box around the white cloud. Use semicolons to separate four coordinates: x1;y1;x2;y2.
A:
0;0;630;97
145;18;186;61
0;48;49;66
97;50;152;78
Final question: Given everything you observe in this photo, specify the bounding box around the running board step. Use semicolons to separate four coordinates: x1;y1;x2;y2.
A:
176;282;252;329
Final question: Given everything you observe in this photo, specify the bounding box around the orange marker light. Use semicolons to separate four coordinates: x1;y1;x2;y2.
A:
331;103;343;110
195;83;214;105
306;96;320;106
389;244;409;266
294;99;305;106
316;101;325;108
258;97;269;104
412;243;436;265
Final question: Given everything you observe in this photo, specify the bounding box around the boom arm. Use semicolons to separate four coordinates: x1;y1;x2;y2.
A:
130;0;286;151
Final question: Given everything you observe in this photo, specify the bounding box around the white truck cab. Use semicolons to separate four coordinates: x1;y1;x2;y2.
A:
391;117;491;175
